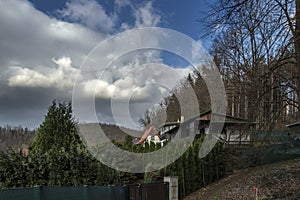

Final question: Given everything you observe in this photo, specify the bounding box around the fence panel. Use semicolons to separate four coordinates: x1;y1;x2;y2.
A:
88;186;128;200
261;142;300;165
128;184;140;200
141;182;168;200
41;186;87;200
0;186;39;200
0;185;127;200
0;182;168;200
128;182;169;200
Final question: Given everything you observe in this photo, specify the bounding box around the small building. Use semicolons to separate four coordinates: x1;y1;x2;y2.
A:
286;122;300;140
134;126;167;147
159;110;256;145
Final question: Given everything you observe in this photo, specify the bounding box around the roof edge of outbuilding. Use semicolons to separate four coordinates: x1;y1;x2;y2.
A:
286;121;300;128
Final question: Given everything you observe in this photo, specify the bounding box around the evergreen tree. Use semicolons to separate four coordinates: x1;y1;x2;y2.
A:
31;101;81;154
28;101;100;186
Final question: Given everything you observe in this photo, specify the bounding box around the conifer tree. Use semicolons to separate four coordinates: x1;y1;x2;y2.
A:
31;101;81;154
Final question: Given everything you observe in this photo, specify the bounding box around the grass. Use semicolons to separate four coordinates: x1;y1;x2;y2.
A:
184;158;300;200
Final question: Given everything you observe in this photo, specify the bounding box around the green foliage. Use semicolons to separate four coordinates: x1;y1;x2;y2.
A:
118;136;227;198
31;101;80;154
0;149;30;187
139;70;211;127
0;100;227;197
0;101;137;188
159;137;227;198
28;101;97;186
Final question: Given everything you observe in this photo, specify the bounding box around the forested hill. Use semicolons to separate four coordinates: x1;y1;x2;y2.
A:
0;126;36;151
95;123;142;142
0;124;140;151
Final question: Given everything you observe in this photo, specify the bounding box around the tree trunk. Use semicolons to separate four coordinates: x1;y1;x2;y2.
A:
296;0;300;119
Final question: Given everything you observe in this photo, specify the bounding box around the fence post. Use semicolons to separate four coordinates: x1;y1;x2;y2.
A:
83;185;88;200
164;176;178;200
138;184;142;200
34;185;41;200
124;185;130;200
164;182;169;200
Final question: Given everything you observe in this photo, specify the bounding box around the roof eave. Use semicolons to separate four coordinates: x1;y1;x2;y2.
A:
286;121;300;128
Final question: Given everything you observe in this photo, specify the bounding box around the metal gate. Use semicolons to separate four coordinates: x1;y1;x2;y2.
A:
128;182;169;200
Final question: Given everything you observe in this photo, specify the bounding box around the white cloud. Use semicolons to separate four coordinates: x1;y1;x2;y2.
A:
115;0;131;10
0;0;105;71
81;61;191;102
8;57;80;90
0;0;194;129
8;67;50;88
134;2;161;27
59;0;117;33
1;0;167;97
115;1;162;31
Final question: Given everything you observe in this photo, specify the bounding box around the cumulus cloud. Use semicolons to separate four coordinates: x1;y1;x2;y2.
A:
8;67;50;88
0;0;194;129
8;57;80;90
134;2;161;27
118;1;161;30
58;0;117;33
81;61;191;102
0;0;105;70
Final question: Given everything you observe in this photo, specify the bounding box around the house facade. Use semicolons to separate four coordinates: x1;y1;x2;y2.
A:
159;110;256;145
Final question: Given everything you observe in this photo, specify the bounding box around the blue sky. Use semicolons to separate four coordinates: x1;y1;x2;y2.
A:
0;0;214;129
28;0;211;42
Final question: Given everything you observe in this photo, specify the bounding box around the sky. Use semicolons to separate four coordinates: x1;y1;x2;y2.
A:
0;0;213;130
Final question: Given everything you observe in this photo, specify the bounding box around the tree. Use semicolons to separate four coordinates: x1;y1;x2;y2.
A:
203;0;298;131
0;149;30;187
139;71;211;129
29;101;129;186
0;101;130;188
296;0;300;119
29;101;101;186
31;101;81;153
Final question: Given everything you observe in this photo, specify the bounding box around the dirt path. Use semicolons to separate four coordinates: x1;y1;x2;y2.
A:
184;158;300;200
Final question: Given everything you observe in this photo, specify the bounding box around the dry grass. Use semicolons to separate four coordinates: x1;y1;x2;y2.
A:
184;158;300;200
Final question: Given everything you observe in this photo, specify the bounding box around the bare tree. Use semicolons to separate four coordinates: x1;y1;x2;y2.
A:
204;0;298;131
296;0;300;118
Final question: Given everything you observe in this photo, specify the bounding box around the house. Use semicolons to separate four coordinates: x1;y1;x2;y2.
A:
159;122;180;136
134;126;167;147
286;122;300;140
159;110;256;145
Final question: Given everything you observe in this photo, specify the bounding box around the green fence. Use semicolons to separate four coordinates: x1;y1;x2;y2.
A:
0;182;169;200
225;141;300;171
249;130;300;165
260;141;300;165
254;130;290;143
0;185;127;200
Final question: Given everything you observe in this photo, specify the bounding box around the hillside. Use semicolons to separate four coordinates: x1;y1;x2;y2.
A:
99;123;142;142
0;124;142;151
184;158;300;200
0;126;35;151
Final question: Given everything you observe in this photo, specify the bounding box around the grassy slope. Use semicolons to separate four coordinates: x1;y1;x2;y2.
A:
184;158;300;200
